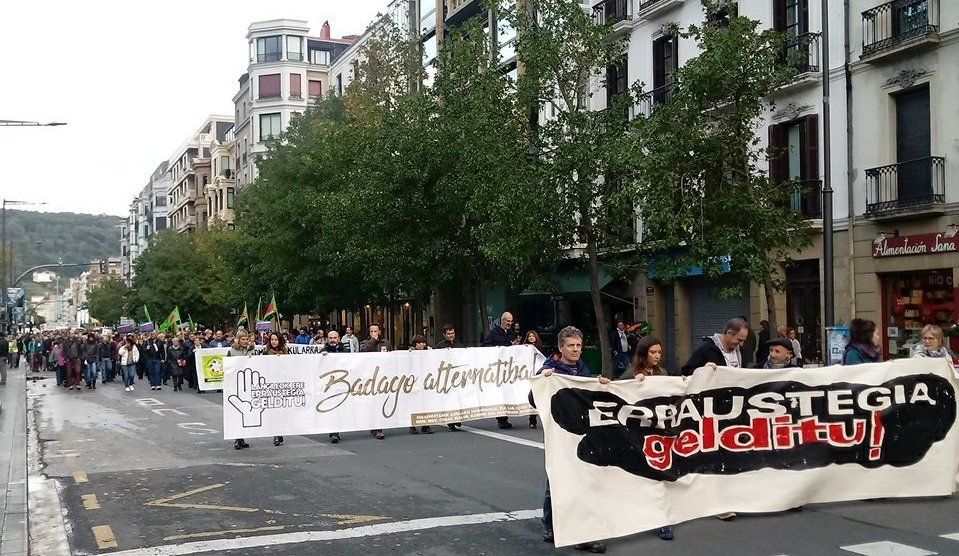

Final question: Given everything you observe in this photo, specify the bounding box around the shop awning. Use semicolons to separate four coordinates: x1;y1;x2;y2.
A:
520;268;615;296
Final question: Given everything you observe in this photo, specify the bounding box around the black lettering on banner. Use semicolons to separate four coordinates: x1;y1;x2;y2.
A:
550;374;956;481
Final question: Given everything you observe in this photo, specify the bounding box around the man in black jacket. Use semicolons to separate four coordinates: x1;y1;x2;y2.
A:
360;323;390;439
681;317;749;376
482;311;517;429
433;324;465;349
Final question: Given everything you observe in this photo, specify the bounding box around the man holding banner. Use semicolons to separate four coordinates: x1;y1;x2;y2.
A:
360;323;391;440
531;326;610;553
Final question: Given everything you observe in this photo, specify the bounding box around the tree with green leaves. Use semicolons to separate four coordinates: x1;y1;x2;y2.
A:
630;5;810;332
127;227;239;327
503;0;636;375
86;277;130;326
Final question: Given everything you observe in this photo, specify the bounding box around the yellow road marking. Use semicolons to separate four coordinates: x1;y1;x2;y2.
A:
320;513;388;525
81;494;100;510
163;525;286;541
73;471;88;484
145;483;259;513
92;525;117;549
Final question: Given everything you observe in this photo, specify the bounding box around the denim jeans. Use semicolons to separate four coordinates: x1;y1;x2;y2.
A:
85;361;98;386
542;480;552;534
147;359;163;387
100;358;113;381
122;364;136;388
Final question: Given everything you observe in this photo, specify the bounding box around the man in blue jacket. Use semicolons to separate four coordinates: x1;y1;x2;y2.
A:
533;325;609;553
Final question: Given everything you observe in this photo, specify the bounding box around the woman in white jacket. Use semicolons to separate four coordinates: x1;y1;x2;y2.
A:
118;335;140;392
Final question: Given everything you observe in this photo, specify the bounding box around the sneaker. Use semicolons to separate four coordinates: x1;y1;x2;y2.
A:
129;385;134;391
330;433;340;444
716;512;737;521
374;431;386;440
408;427;419;435
542;531;554;543
447;424;458;432
658;526;674;541
574;542;607;553
529;416;538;429
421;426;434;434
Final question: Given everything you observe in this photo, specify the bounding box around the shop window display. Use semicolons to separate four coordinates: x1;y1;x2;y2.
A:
883;269;955;358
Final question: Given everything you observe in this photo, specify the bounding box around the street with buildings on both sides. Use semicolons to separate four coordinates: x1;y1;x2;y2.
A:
0;364;955;556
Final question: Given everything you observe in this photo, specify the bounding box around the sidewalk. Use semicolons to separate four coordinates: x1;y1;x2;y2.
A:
0;363;28;556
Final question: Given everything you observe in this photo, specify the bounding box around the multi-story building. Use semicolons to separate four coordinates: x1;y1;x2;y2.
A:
582;0;957;368
846;0;958;360
122;161;171;284
206;126;237;228
167;116;234;233
233;20;356;188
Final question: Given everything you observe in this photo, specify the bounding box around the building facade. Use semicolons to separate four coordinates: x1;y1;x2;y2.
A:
122;161;171;285
167;116;234;233
233;20;356;188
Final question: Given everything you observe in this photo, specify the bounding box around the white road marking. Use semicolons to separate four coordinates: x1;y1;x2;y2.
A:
840;541;937;556
105;508;542;556
461;426;545;450
940;533;959;541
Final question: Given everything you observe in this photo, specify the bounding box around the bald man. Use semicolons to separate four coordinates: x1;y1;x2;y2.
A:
482;311;519;429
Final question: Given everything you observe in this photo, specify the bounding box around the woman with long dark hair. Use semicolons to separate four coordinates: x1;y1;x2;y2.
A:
524;330;549;429
618;335;674;541
621;336;668;379
265;332;288;445
843;318;881;365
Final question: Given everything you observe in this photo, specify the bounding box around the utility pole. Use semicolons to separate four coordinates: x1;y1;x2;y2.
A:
820;0;835;327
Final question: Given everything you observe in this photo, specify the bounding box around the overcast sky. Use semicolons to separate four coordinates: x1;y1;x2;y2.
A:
0;0;389;217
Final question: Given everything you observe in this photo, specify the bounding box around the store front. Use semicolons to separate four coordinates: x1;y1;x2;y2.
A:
867;227;959;360
881;268;955;359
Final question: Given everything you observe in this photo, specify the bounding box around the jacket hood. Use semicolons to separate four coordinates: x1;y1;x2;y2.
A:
710;334;740;355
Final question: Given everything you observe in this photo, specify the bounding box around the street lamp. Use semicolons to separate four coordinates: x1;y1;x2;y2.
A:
0;120;67;127
1;119;65;332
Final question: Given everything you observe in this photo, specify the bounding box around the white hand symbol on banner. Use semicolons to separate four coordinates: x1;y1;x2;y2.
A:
228;368;266;427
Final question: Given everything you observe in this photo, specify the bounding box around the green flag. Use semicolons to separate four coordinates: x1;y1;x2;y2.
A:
262;294;278;321
159;307;181;333
237;303;249;327
143;305;152;323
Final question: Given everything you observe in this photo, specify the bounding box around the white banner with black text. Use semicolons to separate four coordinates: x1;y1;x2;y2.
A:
531;359;959;547
222;345;543;438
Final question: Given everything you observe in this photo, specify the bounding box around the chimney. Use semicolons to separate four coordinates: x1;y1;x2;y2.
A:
320;20;331;40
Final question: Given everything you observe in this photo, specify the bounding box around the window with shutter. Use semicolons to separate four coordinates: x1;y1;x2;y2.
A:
309;80;323;98
767;123;786;183
258;74;281;98
290;73;302;98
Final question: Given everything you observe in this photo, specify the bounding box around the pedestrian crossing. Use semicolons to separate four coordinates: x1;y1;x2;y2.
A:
834;533;959;556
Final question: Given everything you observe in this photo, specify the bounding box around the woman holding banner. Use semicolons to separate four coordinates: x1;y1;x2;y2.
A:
524;330;549;429
228;331;257;450
265;332;288;446
618;335;674;541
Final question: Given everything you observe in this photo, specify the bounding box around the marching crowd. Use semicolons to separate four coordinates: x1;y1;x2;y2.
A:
1;310;951;554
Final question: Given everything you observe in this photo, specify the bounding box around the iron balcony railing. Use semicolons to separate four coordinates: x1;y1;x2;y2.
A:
636;82;675;117
784;32;821;74
639;0;667;11
862;0;939;56
594;0;632;26
790;179;823;219
865;156;945;215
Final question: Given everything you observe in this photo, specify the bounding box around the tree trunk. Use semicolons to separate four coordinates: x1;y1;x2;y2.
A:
763;275;778;334
585;230;612;378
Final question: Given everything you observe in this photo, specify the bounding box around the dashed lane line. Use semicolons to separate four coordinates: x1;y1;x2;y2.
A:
839;541;937;556
81;493;101;510
92;524;118;549
73;471;88;484
105;509;542;556
461;426;545;450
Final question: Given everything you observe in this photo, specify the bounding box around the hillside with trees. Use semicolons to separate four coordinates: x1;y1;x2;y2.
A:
3;209;123;287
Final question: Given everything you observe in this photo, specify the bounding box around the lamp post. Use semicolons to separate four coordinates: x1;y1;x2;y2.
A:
1;119;65;332
0;120;67;127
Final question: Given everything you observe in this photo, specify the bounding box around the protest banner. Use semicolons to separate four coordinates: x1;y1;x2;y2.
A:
222;345;544;438
530;359;959;548
195;347;230;391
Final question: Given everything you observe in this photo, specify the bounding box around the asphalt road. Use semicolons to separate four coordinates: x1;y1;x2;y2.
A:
23;369;959;556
